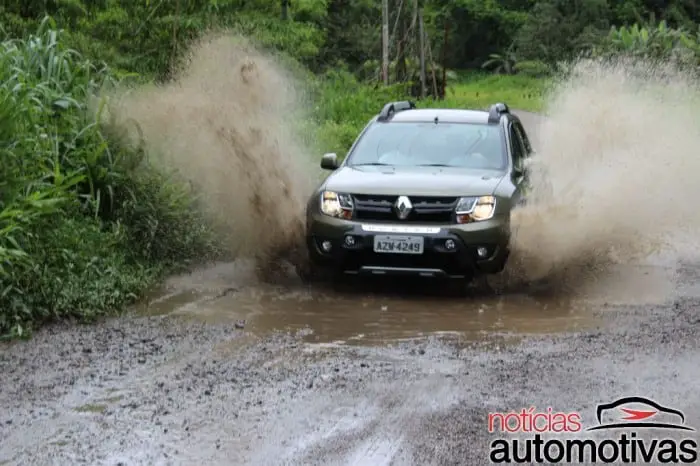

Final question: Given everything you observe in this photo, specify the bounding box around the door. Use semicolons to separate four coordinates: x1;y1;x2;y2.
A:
513;120;533;156
513;120;535;200
508;122;528;206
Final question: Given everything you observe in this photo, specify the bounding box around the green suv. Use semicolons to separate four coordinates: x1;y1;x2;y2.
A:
299;101;535;283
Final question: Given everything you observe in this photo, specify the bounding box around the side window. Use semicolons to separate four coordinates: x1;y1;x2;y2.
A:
509;123;526;171
513;121;532;155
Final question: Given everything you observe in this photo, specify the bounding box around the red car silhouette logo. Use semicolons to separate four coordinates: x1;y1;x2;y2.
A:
587;396;695;432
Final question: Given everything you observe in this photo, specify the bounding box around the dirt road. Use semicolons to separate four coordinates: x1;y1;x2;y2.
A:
1;111;699;465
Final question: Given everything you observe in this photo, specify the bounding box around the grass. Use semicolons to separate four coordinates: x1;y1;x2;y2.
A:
442;73;548;112
0;20;547;339
312;70;547;156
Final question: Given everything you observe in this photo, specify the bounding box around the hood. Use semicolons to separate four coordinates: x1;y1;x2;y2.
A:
324;165;506;197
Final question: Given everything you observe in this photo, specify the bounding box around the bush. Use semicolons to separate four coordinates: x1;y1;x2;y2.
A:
593;20;700;74
0;18;219;338
309;68;412;155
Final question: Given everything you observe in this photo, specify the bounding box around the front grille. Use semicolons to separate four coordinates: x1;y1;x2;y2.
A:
352;194;458;223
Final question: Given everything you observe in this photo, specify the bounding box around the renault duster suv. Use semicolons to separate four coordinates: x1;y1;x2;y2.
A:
299;101;534;283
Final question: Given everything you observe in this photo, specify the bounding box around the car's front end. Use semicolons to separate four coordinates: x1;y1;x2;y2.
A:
304;187;511;281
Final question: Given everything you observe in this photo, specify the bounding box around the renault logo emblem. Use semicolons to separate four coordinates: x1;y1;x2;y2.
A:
394;196;412;219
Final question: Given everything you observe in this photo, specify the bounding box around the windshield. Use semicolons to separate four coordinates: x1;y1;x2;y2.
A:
346;121;506;170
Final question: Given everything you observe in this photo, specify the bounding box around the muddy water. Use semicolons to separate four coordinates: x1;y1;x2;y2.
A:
136;257;680;346
140;281;588;345
171;285;586;345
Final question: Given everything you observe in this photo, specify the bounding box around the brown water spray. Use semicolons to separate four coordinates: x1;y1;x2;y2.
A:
505;56;700;291
102;33;319;279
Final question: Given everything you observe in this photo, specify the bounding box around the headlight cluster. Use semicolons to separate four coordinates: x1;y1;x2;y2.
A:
318;191;495;224
320;191;353;219
455;195;496;224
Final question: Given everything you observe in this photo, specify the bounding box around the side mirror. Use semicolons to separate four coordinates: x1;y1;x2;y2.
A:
320;153;339;170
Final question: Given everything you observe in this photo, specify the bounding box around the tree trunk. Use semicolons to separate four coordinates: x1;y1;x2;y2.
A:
396;16;407;82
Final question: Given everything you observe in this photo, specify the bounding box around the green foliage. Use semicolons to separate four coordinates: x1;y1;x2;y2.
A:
482;42;520;75
229;13;325;64
0;19;219;338
2;213;156;339
594;20;700;72
1;1;327;80
6;0;700;83
310;68;412;154
435;72;547;117
470;1;700;76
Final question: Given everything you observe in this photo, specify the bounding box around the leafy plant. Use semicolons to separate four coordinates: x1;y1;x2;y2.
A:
0;18;220;338
595;19;700;72
482;43;519;74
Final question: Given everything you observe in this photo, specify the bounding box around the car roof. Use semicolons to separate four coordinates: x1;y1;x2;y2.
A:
385;108;492;124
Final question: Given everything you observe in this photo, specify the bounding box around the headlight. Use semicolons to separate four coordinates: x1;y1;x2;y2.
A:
455;195;496;223
320;191;353;219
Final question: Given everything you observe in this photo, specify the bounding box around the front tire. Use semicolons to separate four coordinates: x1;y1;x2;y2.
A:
470;273;497;296
295;260;342;285
492;247;510;273
295;261;321;283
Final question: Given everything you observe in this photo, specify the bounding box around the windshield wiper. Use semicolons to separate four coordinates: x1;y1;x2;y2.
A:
416;163;451;167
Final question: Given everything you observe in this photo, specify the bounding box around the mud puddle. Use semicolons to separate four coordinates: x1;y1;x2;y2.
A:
132;258;681;347
172;285;591;345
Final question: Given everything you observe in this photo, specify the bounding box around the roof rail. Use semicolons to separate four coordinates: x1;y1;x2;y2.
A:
487;102;510;124
377;101;416;122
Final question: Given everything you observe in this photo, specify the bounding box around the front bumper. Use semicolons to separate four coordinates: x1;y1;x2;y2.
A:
306;212;510;279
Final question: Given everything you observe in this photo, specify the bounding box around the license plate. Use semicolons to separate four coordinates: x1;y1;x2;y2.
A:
373;235;424;254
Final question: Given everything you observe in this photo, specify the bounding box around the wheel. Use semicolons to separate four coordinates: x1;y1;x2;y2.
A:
295;261;341;285
470;274;498;296
443;273;476;297
491;248;510;274
295;261;321;283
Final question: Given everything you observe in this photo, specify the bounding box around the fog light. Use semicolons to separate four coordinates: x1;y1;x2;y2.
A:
444;239;456;250
345;235;355;246
321;240;333;252
477;246;489;258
